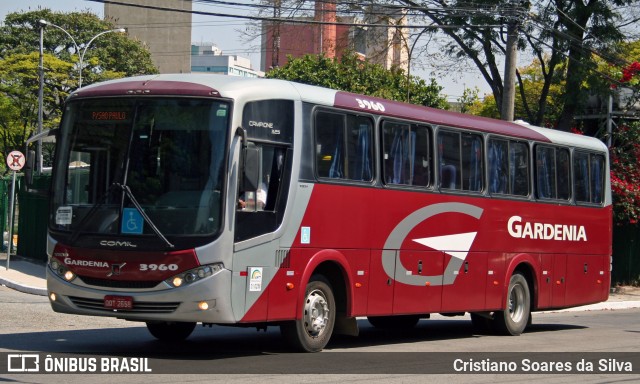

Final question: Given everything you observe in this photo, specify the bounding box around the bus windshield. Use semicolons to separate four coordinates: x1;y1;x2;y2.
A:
50;98;230;241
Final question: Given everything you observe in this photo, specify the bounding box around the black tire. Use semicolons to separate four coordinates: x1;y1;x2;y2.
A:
146;321;196;342
281;275;336;352
367;315;420;329
493;273;530;335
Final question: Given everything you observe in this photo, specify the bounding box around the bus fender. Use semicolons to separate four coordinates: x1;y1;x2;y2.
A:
295;249;354;320
503;253;539;309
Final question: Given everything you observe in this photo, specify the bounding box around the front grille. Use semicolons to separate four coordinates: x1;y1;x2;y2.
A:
78;276;160;289
69;296;180;314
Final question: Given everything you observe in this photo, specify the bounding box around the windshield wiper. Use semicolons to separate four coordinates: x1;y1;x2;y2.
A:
68;182;175;249
114;183;175;249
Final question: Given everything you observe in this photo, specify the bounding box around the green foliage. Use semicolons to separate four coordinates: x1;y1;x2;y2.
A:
267;52;448;109
0;9;158;174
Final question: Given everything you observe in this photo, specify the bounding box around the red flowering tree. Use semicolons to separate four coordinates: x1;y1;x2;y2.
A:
610;60;640;224
610;122;640;224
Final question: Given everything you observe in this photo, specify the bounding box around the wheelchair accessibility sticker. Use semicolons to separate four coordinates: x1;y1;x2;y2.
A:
121;208;143;234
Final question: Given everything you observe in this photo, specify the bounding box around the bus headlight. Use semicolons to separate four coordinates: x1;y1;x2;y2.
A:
165;263;223;288
49;258;77;282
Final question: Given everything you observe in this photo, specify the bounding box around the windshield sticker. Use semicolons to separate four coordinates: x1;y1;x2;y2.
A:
121;208;144;235
56;206;73;225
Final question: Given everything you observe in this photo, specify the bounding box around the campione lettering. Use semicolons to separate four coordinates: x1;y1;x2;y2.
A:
507;216;587;241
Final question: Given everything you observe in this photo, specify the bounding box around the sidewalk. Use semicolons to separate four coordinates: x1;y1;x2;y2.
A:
0;254;47;296
1;254;640;312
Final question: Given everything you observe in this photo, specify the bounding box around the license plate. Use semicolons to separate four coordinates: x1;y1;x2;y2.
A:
104;295;133;310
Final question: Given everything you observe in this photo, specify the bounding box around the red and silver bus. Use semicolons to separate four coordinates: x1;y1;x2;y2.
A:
43;74;611;352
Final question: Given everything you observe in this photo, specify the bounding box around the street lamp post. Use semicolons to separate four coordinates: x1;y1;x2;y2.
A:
39;20;125;88
35;20;125;173
406;28;429;103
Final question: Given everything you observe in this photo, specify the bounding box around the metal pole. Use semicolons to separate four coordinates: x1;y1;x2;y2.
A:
606;93;613;147
5;171;16;271
501;20;518;121
37;24;44;174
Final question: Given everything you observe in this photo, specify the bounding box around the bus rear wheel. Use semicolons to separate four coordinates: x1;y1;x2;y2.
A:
281;275;335;352
493;273;530;335
146;321;196;342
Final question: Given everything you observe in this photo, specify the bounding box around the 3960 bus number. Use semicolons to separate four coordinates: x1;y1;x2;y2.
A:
139;264;179;272
355;98;385;112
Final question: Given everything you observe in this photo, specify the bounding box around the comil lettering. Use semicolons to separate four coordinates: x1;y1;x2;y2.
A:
508;216;587;242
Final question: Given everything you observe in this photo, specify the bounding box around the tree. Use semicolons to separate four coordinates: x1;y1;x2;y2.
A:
0;52;73;169
395;0;636;130
0;9;157;173
267;52;449;109
610;121;640;224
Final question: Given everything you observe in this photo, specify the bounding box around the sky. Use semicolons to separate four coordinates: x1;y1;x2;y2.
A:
0;0;493;100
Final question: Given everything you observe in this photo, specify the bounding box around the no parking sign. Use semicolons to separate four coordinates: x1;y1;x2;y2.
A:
4;150;25;271
6;150;25;171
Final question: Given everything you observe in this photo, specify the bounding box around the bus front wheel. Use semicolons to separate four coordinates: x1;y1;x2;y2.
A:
281;275;336;352
493;273;530;335
146;321;196;342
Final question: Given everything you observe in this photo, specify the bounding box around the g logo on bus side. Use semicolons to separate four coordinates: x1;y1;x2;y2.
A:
382;202;484;286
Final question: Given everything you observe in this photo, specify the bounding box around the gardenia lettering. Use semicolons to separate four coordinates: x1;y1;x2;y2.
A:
64;258;109;268
508;216;587;241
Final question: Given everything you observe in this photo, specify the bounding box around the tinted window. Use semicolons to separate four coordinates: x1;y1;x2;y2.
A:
315;110;373;182
438;130;483;192
382;121;431;187
489;139;529;196
535;146;570;200
574;151;605;204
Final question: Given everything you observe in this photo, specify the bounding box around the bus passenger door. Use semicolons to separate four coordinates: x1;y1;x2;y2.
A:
392;250;443;314
441;252;488;312
551;254;566;308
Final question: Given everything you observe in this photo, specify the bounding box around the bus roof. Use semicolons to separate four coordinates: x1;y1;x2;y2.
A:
73;74;607;153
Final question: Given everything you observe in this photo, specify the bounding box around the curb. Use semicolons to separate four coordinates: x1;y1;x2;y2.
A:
0;276;47;296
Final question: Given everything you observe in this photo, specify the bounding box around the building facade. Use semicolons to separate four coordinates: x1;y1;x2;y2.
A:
104;0;192;73
192;44;264;78
261;1;408;72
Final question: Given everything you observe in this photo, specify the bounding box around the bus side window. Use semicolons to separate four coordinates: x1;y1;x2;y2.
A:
382;121;431;187
574;152;589;202
591;154;604;203
315;110;373;182
438;130;483;192
556;148;570;200
574;152;605;204
462;134;483;192
536;146;555;199
536;146;569;201
238;144;285;212
438;131;460;190
510;142;529;196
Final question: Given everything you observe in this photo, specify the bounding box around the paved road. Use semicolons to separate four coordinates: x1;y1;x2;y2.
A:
0;286;638;383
